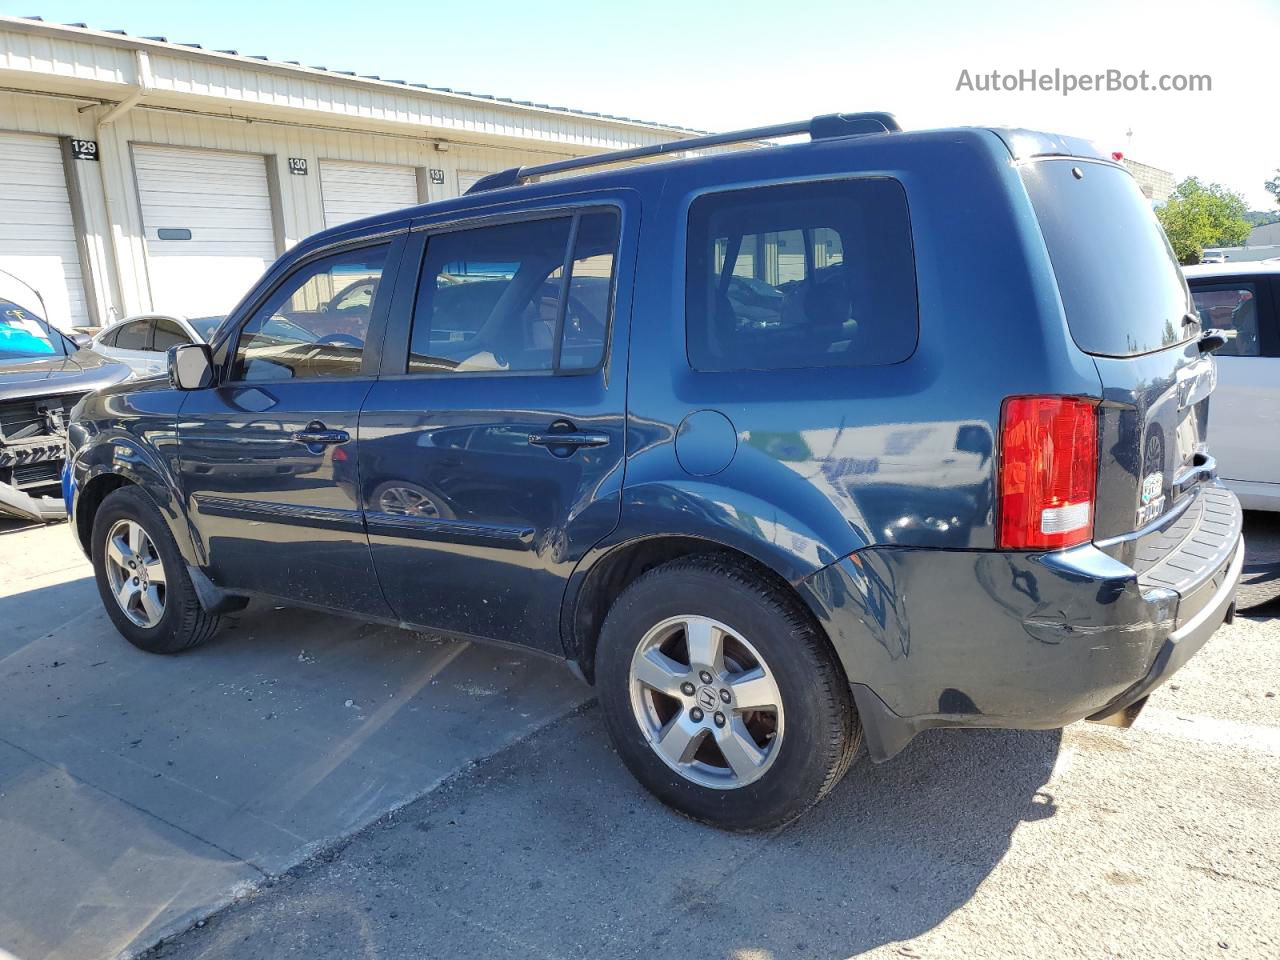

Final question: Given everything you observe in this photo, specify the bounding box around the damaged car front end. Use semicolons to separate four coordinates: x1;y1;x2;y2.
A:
1;292;129;522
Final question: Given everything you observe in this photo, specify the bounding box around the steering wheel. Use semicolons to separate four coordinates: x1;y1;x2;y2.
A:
316;333;364;348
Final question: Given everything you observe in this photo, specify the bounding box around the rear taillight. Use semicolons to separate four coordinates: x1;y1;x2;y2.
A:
997;395;1098;550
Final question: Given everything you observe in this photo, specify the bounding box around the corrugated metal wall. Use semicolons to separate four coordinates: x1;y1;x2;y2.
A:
0;89;629;325
0;19;695;327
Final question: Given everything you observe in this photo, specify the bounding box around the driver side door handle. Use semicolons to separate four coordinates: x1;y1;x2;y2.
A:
292;422;350;445
528;431;610;449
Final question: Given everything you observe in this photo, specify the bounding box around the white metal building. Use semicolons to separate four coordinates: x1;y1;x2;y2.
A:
0;16;699;330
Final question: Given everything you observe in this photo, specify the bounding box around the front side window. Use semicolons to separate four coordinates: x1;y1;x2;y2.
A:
112;320;152;351
408;210;619;375
152;317;191;351
233;244;389;381
686;178;918;372
1191;282;1261;357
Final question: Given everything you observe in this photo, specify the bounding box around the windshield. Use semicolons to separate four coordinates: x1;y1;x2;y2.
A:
1021;159;1193;358
187;315;227;341
0;298;65;358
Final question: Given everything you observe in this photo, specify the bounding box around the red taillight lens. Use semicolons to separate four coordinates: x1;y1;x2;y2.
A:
997;395;1098;550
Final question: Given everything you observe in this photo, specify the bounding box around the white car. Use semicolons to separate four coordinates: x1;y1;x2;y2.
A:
89;314;224;379
1185;262;1280;509
1185;262;1279;608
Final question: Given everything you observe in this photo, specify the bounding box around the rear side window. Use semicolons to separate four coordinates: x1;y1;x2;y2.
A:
408;210;618;375
686;178;917;372
1022;160;1192;358
1190;282;1261;357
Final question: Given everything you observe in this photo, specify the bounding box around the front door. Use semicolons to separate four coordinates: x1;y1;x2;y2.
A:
358;200;633;653
178;237;403;615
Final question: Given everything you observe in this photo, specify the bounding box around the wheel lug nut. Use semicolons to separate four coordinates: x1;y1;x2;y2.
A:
714;712;726;728
719;688;731;703
690;707;704;723
132;577;139;585
680;682;695;696
699;670;713;684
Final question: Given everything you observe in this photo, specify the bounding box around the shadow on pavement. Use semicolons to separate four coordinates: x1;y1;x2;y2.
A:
0;577;587;960
168;706;1062;960
1240;510;1280;614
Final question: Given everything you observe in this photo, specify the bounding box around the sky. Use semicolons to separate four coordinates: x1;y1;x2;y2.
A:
4;0;1278;207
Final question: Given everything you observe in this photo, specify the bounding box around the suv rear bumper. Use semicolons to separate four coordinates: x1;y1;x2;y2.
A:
799;480;1243;760
1086;536;1241;722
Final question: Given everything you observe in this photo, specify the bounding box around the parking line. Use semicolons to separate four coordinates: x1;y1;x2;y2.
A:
1132;706;1280;755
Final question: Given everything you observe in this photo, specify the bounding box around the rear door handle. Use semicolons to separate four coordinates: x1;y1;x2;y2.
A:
528;431;610;450
292;422;350;445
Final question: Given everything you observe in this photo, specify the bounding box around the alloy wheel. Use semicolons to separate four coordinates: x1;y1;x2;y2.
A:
104;518;167;628
628;614;784;789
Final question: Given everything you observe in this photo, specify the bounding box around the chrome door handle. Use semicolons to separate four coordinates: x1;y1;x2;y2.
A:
527;431;610;449
292;423;349;445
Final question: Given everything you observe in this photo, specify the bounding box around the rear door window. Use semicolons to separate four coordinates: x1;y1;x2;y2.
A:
1021;160;1192;358
408;210;619;375
685;178;918;372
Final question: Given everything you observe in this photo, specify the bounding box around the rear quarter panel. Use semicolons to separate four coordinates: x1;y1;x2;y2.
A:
610;129;1102;578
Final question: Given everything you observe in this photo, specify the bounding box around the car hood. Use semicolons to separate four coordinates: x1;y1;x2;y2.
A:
0;348;132;401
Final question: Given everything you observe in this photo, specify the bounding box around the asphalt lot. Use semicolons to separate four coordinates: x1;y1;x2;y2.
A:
1;516;1278;960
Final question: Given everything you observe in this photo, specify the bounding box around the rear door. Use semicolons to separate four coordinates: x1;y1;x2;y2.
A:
1020;158;1215;543
1191;275;1280;496
358;194;635;653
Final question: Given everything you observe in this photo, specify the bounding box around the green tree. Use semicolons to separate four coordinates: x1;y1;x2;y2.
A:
1267;169;1280;209
1156;177;1251;265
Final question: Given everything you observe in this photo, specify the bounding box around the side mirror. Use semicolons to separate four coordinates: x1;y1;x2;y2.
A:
1197;329;1229;355
168;343;214;390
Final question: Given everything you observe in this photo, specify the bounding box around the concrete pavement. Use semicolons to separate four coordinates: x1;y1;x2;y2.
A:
148;610;1280;960
0;519;590;960
2;515;1278;960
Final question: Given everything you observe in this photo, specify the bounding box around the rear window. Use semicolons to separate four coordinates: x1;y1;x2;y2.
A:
1022;159;1192;358
686;178;918;372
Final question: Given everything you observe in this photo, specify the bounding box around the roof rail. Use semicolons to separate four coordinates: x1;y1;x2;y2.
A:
465;111;900;194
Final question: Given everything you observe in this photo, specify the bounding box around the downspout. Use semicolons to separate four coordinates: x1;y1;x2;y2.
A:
95;49;150;321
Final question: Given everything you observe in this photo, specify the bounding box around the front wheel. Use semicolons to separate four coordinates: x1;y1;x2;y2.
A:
596;555;860;831
91;486;222;654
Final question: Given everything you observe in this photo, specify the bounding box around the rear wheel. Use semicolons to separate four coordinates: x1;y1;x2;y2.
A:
91;486;221;653
596;554;859;831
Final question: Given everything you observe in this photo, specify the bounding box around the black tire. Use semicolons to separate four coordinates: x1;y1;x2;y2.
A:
91;485;222;654
596;554;860;831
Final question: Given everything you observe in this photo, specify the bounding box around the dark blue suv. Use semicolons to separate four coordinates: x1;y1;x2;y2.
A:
65;114;1243;830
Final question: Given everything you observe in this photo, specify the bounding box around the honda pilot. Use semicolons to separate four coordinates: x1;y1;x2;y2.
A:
65;113;1243;830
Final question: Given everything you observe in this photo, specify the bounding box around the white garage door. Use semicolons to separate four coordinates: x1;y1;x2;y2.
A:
320;161;419;229
455;171;487;196
0;133;89;331
134;145;278;318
